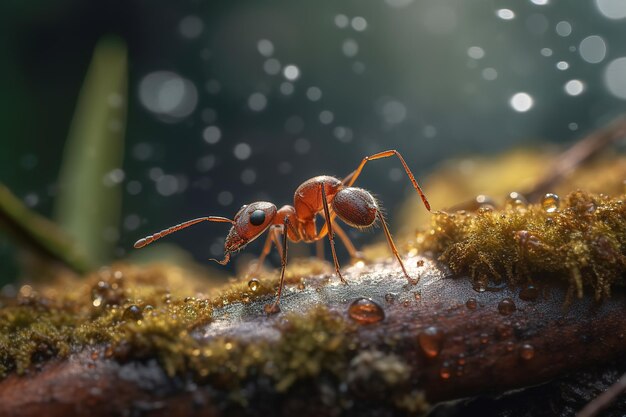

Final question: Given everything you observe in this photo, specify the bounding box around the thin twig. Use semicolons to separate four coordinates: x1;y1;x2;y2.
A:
526;114;626;202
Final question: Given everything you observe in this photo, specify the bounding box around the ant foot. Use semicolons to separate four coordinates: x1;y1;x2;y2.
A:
406;277;419;286
264;303;281;315
336;272;349;285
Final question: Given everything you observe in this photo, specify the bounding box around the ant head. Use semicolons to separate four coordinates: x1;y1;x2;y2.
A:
224;202;277;254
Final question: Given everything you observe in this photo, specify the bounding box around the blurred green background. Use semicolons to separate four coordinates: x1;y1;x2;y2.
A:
1;0;625;284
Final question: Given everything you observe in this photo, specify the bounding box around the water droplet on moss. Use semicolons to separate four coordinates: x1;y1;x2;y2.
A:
506;191;528;207
480;333;489;344
497;298;516;315
414;291;422;301
418;326;444;358
123;305;143;321
466;298;477;309
248;278;260;292
520;343;535;360
475;194;496;209
542;193;560;213
505;341;515;352
348;298;384;324
519;284;539;301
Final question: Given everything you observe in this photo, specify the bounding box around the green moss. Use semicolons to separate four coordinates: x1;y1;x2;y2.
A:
416;190;626;300
0;261;358;395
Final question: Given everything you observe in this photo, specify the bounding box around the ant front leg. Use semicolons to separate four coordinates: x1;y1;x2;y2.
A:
264;218;290;315
320;185;347;284
247;226;284;279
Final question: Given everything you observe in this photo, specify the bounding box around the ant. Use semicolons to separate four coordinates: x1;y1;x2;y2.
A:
134;150;430;314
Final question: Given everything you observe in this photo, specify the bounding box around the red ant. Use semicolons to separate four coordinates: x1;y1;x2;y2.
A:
134;150;430;314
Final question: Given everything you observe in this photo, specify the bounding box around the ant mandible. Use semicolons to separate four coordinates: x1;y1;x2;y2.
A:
134;150;430;314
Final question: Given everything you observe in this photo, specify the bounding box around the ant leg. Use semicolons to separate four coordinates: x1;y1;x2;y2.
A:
376;210;416;285
316;239;324;260
265;219;290;315
333;222;363;260
321;185;346;284
341;150;430;211
247;228;278;279
270;226;284;258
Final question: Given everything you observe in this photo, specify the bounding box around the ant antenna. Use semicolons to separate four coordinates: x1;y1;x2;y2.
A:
134;216;234;248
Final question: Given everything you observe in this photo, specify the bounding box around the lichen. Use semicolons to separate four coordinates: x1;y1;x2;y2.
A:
414;190;626;300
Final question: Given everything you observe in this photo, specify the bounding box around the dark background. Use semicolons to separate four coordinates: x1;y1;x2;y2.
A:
1;0;625;282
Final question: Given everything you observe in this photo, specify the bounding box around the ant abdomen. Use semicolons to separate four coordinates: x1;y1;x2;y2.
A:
332;187;378;228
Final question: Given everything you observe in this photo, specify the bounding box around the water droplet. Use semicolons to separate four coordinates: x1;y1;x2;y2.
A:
480;333;489;344
348;298;385;324
123;305;143;321
579;35;606;64
506;191;528;207
248;278;260;292
519;284;539;301
605;57;626;99
139;71;198;121
505;341;515;352
496;8;515;20
498;298;517;315
248;93;267;112
564;79;585;96
475;194;496;209
413;291;422;301
542;193;560;213
418;326;444;358
473;277;487;293
520;343;535;360
440;361;452;379
596;0;626;19
466;298;477;310
257;39;274;57
385;293;395;304
510;92;533;112
555;20;572;37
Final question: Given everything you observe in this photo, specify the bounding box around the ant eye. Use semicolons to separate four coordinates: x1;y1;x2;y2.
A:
249;209;266;226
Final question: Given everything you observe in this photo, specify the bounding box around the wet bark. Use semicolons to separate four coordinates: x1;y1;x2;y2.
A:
0;257;624;416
